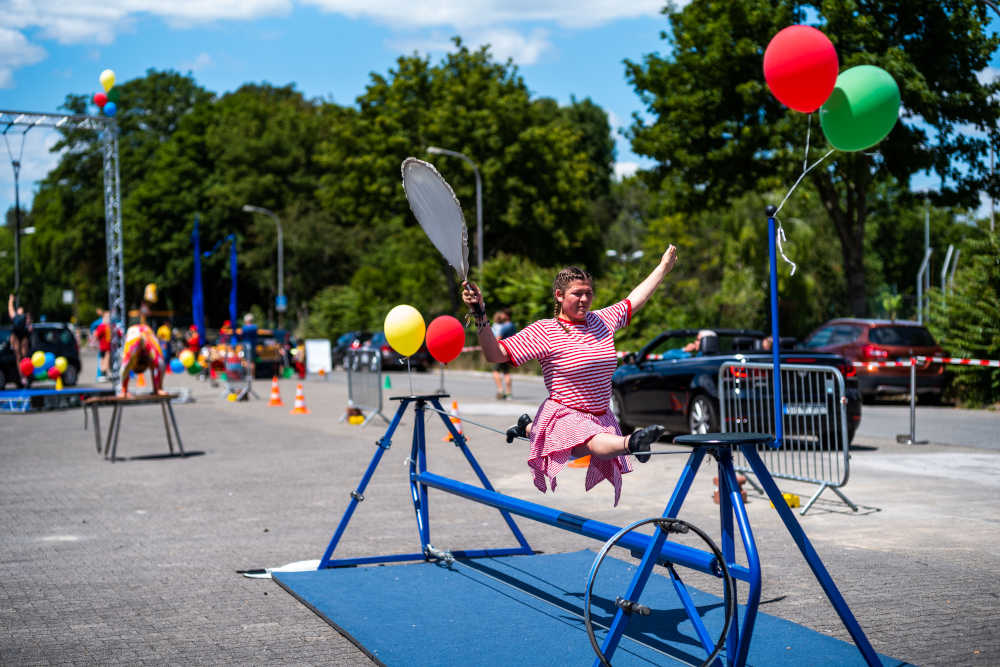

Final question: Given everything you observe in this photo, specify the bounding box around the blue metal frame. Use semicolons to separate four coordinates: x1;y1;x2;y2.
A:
315;211;880;667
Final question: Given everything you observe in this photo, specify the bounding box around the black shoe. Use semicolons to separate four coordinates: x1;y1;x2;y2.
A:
506;413;532;443
628;425;665;463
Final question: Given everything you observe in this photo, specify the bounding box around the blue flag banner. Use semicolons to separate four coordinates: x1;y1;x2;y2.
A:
203;233;238;340
229;236;238;337
192;215;206;345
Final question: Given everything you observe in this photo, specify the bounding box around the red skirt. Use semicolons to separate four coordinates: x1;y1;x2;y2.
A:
527;399;633;506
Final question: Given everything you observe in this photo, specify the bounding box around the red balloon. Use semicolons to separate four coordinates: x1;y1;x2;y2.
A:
47;366;61;379
93;92;108;108
425;315;466;364
19;358;34;377
763;25;838;113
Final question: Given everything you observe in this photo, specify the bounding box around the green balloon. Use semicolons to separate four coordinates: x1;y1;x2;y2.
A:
819;65;900;152
107;88;120;103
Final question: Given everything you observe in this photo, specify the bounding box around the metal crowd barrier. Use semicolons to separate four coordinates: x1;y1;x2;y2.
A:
344;348;389;426
719;361;855;515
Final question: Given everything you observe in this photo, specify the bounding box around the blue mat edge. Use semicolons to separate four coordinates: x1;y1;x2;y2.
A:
272;550;910;667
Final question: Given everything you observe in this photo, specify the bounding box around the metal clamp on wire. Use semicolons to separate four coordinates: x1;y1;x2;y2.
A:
350;490;365;502
424;544;454;564
615;596;651;616
376;437;390;450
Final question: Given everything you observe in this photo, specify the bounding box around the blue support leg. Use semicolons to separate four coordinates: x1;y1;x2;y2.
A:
318;398;411;569
742;445;882;667
719;457;761;667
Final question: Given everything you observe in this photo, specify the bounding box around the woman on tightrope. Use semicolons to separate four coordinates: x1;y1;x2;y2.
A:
461;244;677;506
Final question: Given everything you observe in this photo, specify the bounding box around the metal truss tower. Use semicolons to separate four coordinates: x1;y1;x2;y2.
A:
1;110;126;386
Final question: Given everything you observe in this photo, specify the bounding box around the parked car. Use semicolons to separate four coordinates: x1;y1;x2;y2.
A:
801;318;949;403
364;331;431;372
332;330;373;369
0;322;82;388
611;328;861;443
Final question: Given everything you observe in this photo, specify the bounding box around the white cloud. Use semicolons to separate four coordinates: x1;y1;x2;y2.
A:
182;52;214;73
0;27;46;88
304;0;664;30
4;0;292;45
977;66;999;86
393;26;552;65
2;1;666;85
614;161;639;181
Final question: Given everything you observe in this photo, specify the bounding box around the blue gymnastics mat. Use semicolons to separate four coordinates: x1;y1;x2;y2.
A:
273;550;907;666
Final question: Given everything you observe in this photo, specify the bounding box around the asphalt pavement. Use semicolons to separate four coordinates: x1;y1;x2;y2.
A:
0;355;998;665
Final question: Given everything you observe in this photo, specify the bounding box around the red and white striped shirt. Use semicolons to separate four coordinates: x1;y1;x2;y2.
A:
500;300;631;413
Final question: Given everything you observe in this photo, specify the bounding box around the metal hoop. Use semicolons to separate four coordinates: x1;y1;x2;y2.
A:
583;517;736;667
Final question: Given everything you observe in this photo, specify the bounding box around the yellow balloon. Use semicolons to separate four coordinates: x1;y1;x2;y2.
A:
100;69;116;92
179;349;194;368
54;356;68;374
384;305;426;357
31;351;46;368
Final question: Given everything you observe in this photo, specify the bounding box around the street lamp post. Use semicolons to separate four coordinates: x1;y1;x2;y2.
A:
12;157;21;293
242;204;285;326
426;146;483;275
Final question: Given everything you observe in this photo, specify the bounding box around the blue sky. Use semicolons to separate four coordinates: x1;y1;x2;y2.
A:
0;1;997;219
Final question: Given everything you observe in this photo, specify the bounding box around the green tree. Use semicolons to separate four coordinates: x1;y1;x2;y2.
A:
927;228;1000;406
312;40;614;323
626;0;999;316
27;70;213;319
125;82;330;326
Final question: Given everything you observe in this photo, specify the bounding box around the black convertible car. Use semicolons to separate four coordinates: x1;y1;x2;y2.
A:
611;329;861;443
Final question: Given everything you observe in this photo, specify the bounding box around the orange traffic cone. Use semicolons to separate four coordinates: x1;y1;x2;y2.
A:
289;383;310;415
137;373;146;388
443;400;465;442
568;454;591;468
268;376;284;407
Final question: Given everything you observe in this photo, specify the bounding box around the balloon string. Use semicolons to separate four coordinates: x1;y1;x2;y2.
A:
803;114;812;172
774;148;834;216
775;219;797;276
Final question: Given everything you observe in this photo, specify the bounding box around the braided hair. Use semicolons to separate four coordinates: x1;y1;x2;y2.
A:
552;266;593;332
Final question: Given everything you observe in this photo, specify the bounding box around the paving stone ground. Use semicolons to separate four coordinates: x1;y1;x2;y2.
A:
1;360;997;666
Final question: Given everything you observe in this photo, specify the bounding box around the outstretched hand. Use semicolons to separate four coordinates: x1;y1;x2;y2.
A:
660;245;678;273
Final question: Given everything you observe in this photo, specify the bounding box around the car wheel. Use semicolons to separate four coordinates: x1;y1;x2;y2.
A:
611;390;631;432
62;365;78;386
688;394;719;435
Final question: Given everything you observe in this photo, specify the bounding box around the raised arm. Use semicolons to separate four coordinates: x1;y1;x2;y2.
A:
627;245;678;312
462;281;510;364
8;294;15;319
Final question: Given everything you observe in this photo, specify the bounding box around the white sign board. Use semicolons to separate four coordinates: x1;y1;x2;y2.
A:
304;338;332;375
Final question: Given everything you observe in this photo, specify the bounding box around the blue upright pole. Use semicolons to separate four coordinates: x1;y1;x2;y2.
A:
766;205;784;448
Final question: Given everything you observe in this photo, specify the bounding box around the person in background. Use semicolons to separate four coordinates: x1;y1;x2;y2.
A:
185;325;201;354
490;309;516;400
240;313;258;378
92;311;114;381
8;294;32;388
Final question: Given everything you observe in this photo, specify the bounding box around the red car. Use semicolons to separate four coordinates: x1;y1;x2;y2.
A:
801;318;949;403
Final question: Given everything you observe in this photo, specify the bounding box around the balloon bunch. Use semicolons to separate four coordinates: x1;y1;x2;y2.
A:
173;349;203;375
20;352;69;387
384;305;465;365
92;69;120;118
764;26;899;152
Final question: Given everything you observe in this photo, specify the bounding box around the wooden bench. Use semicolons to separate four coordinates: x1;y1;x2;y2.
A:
82;393;185;462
